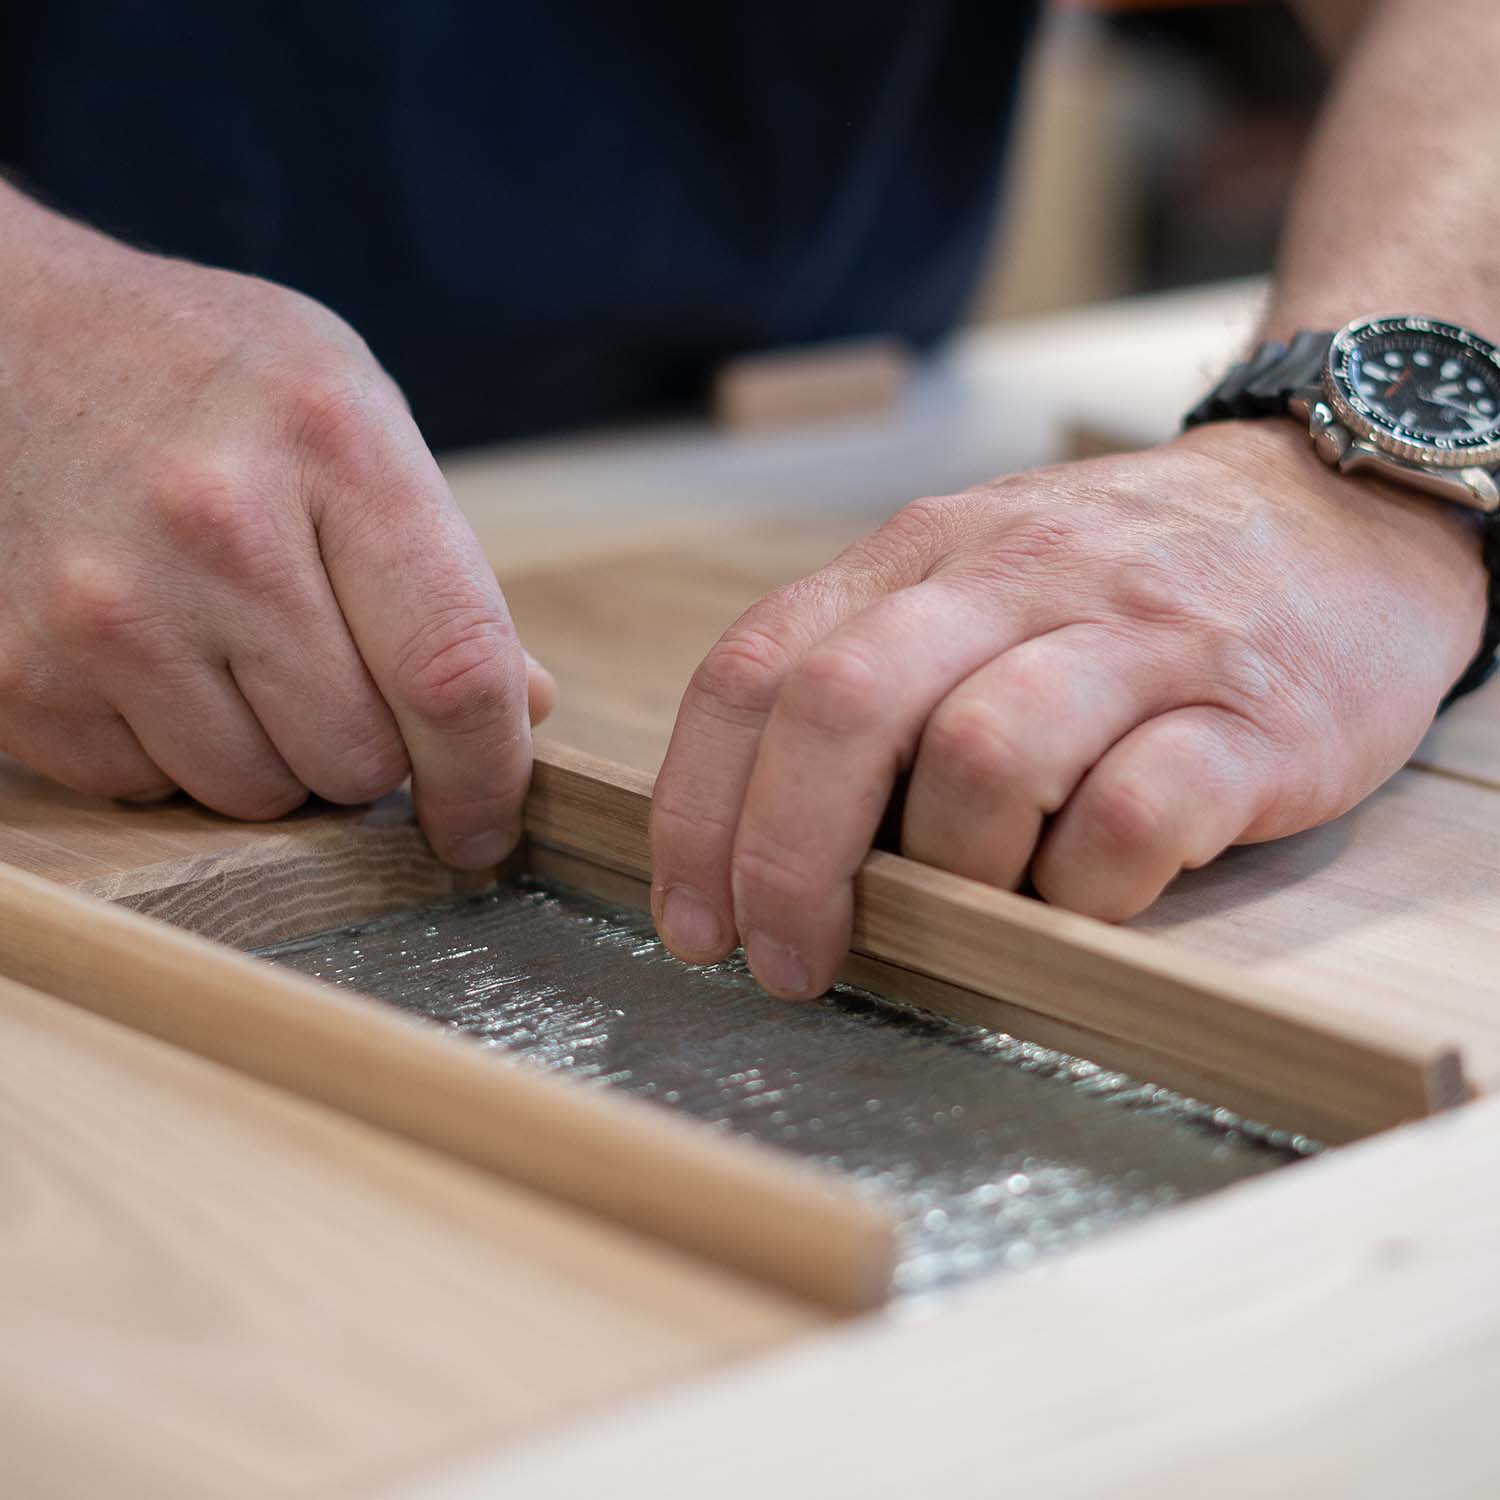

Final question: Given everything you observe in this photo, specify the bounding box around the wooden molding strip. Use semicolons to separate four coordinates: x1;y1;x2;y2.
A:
0;859;896;1314
527;740;1468;1140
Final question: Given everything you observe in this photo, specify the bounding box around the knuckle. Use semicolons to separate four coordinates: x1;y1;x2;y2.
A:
1201;632;1283;713
1108;557;1211;629
312;730;411;805
732;832;818;912
993;514;1085;570
942;512;1087;596
779;643;883;737
650;796;737;857
858;495;954;573
393;605;519;732
49;557;159;649
151;462;276;582
688;624;796;728
283;370;386;469
1085;776;1174;857
922;697;1048;802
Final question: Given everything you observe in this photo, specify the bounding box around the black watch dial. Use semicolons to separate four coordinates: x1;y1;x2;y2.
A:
1329;317;1500;462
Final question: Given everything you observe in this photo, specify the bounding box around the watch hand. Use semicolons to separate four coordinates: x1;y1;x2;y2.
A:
1383;368;1414;400
1423;395;1490;431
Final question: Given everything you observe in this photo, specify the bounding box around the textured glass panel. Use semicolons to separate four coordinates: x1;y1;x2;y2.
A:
259;878;1312;1295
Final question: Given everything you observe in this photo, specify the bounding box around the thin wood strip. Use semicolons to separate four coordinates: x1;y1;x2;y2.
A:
0;859;896;1313
527;845;1364;1144
526;740;1467;1138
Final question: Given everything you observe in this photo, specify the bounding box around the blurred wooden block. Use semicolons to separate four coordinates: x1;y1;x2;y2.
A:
713;338;908;430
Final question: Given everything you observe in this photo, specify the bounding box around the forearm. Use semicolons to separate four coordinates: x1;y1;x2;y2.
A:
1265;0;1500;340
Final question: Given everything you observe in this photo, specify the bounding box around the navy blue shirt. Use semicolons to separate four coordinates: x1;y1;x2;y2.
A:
1;2;1038;450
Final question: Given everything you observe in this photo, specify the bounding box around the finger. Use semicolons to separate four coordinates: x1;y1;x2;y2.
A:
730;578;1038;998
230;585;411;808
309;408;533;869
112;663;309;820
525;651;558;727
900;626;1173;890
649;549;921;965
0;706;176;803
1031;705;1276;922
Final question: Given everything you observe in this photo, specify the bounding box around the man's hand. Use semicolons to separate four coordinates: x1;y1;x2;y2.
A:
650;423;1485;997
0;193;552;867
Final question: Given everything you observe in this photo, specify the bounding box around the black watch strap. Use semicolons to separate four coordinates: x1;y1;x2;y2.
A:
1443;520;1500;705
1183;330;1333;427
1184;329;1500;709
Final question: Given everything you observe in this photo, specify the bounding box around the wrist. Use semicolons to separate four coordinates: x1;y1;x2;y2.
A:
1171;417;1488;660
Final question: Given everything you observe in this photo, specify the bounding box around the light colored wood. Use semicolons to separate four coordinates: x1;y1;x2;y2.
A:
376;1093;1500;1500
526;741;1465;1140
0;755;491;944
1413;670;1500;789
503;522;869;775
0;973;815;1500
0;858;897;1313
1137;765;1500;1094
713;338;908;431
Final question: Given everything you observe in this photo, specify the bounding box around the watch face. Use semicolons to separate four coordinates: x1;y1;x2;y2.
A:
1327;316;1500;465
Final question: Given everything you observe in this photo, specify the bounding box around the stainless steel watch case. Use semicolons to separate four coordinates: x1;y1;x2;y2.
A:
1290;316;1500;514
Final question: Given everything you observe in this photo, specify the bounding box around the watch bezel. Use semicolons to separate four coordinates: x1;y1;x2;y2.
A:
1323;315;1500;469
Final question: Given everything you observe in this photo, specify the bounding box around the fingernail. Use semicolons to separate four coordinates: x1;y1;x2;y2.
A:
445;825;519;870
745;931;811;998
661;885;724;958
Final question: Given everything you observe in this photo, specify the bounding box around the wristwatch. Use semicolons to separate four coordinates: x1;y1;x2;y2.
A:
1185;314;1500;704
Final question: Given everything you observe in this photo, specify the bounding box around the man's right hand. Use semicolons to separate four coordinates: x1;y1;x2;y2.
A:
0;191;552;867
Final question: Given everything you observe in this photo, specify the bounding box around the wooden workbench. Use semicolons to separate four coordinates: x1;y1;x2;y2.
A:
5;279;1499;1498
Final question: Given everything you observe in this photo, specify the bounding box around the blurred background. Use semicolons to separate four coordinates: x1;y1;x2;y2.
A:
976;0;1323;323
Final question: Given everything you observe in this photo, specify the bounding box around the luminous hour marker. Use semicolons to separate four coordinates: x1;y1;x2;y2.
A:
1385;351;1404;365
1480;399;1496;414
1468;377;1486;393
1358;383;1376;396
1443;359;1462;378
1414;350;1433;366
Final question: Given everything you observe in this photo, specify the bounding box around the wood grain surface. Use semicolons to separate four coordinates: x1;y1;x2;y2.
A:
0;756;490;946
0;974;815;1500
0;860;898;1313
